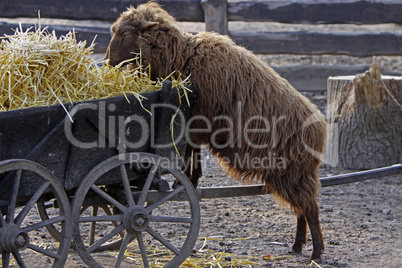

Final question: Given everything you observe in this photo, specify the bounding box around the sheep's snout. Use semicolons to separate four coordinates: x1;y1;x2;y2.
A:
104;44;128;67
104;50;121;67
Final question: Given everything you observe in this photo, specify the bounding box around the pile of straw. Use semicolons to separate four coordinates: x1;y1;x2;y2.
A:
0;25;191;113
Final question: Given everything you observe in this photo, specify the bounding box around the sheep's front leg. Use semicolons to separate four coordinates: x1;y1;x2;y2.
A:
182;144;193;179
190;147;202;187
178;145;202;188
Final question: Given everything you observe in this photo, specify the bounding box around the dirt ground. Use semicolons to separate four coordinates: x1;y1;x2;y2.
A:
2;14;402;268
17;148;402;268
192;149;402;268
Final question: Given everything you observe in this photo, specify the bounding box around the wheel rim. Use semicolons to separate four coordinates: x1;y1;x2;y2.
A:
72;153;200;268
0;159;72;268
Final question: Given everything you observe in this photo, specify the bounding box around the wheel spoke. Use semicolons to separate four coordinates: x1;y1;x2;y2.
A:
86;224;125;253
90;185;126;212
22;215;65;232
146;185;185;213
15;181;50;225
114;231;133;268
137;165;157;207
79;214;123;222
12;251;26;268
120;165;135;207
27;243;61;259
2;251;10;268
136;232;150;268
6;169;21;223
149;215;193;223
100;204;113;215
146;226;180;255
89;206;98;245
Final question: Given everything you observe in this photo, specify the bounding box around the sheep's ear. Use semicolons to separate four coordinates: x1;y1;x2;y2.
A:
140;21;159;32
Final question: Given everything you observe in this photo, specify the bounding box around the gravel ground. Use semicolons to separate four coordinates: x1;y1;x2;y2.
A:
17;148;402;268
192;149;402;268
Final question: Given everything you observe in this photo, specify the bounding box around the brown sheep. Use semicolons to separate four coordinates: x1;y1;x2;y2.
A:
105;1;327;260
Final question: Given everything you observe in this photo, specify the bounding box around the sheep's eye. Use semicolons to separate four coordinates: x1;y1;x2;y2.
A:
122;32;132;39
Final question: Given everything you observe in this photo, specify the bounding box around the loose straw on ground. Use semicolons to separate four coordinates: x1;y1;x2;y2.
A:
110;243;263;267
107;235;296;267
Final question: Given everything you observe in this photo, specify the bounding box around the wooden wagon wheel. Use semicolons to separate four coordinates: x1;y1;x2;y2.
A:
0;159;72;268
72;153;201;268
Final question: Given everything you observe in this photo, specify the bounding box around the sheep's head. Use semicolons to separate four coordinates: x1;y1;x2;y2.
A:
105;2;178;67
105;23;155;66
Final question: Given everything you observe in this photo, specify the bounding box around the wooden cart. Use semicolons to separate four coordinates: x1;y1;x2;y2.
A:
0;81;200;267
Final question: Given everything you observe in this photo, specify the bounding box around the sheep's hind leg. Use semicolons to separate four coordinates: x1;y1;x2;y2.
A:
306;210;324;260
173;145;193;189
292;215;307;253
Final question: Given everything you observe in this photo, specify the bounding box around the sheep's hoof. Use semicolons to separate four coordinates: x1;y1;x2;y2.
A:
310;250;322;260
291;243;304;254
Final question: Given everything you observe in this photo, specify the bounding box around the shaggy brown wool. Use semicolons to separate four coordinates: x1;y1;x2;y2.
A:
106;1;327;259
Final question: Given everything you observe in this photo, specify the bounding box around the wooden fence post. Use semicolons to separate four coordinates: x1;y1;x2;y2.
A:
201;0;228;35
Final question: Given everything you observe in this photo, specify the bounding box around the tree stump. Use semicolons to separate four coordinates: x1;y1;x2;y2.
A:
326;58;402;169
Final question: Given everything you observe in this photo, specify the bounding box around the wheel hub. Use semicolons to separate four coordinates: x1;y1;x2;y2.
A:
123;206;149;232
0;224;30;252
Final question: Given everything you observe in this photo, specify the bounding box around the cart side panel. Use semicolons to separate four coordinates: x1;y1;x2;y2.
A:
0;105;69;162
64;83;197;189
0;106;71;198
63;92;161;190
0;83;197;197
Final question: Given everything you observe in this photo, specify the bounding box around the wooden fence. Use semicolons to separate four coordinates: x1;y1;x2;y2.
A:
1;0;402;91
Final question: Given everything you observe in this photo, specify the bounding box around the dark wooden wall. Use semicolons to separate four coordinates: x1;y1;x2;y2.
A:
1;0;402;91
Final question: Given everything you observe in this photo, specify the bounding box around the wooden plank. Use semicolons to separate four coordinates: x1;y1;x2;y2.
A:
3;0;402;25
230;30;402;57
4;22;401;57
274;64;402;92
0;0;204;22
320;164;402;187
228;0;402;24
0;22;110;53
198;185;265;199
